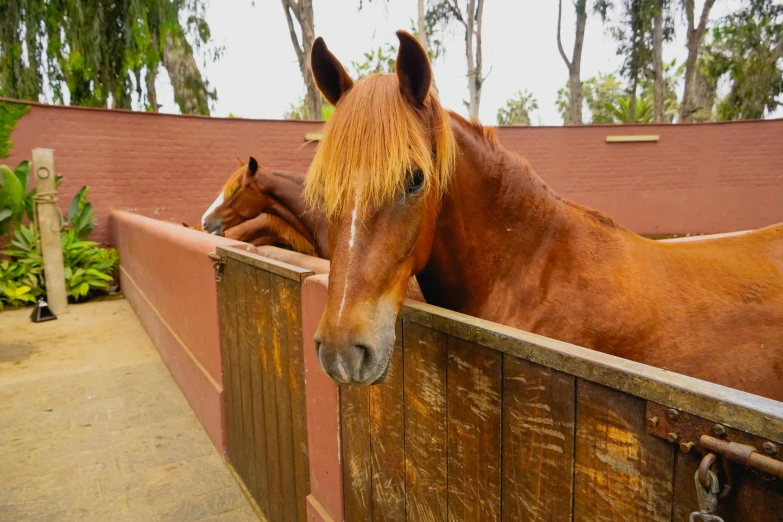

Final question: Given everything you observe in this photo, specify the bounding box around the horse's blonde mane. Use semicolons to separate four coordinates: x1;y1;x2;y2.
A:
222;163;247;198
305;74;456;219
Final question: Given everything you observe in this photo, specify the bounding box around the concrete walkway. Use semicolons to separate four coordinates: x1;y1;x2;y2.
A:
0;299;259;522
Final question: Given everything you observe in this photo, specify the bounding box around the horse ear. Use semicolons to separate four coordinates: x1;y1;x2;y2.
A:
248;157;259;175
311;37;354;107
395;30;431;108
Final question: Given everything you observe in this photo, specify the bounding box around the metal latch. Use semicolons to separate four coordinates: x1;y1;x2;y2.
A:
208;252;226;282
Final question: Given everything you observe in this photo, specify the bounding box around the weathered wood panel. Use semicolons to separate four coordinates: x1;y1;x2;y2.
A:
237;262;258;496
447;337;502;522
370;319;406;521
342;384;373;520
502;357;576;522
257;267;283;522
404;322;448;522
217;257;237;466
271;274;298;522
574;379;674;522
226;259;245;475
285;278;311;522
218;247;313;522
247;265;270;516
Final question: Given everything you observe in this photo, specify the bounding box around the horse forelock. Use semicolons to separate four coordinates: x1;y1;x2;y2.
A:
305;74;456;220
222;164;248;199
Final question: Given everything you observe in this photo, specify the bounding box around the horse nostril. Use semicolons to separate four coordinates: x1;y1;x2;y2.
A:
355;344;372;366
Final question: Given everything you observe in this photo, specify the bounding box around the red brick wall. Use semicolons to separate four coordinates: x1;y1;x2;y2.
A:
4;99;783;243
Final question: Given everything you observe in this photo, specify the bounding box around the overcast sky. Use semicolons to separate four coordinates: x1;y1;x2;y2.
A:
153;0;766;126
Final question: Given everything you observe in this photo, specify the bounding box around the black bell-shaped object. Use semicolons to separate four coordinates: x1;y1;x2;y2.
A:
30;297;57;323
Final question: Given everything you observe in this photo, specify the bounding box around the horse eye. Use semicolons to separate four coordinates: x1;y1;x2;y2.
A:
406;169;425;195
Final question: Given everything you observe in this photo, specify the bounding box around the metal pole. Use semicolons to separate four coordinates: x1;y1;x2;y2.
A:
32;148;68;315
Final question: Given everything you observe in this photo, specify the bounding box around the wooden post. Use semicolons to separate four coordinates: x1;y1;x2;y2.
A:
32;148;68;315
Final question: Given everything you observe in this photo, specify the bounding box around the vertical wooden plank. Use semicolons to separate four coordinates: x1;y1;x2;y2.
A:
259;268;284;522
502;357;575;522
271;274;298;522
247;264;270;516
227;259;245;474
370;319;406;521
218;256;237;463
284;278;311;522
404;321;448;522
447;337;502;522
341;382;373;521
574;379;674;522
237;262;257;496
673;447;783;520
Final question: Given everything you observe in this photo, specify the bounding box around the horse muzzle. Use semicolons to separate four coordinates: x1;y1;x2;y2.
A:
203;218;224;236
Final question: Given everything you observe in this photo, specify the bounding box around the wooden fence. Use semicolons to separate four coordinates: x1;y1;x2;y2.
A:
216;245;313;522
217;246;783;521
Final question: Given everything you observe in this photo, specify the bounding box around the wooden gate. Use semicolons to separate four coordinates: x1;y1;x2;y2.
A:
340;300;783;521
216;245;313;522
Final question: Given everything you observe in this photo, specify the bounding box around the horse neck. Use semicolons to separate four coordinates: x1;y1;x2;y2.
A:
418;120;591;315
259;168;330;257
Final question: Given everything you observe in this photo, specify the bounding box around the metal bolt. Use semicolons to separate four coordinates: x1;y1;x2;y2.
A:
647;416;660;428
667;408;680;421
680;441;695;453
667;432;680;443
713;424;727;437
763;442;778;456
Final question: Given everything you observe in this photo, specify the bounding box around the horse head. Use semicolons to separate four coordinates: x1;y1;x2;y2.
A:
306;31;455;385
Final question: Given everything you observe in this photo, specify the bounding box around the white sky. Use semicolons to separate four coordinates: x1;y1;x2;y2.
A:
154;0;771;126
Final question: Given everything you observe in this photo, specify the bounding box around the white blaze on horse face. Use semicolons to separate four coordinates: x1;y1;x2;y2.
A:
201;192;225;228
337;206;359;325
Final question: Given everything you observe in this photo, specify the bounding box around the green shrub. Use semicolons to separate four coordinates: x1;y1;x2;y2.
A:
0;167;118;309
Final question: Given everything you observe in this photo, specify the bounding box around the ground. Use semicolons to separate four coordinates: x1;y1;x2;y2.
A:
0;299;260;522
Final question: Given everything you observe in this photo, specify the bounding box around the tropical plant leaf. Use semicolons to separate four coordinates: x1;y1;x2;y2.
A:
14;160;30;193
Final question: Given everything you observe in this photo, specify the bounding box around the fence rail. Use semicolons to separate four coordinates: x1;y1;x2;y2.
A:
217;246;783;521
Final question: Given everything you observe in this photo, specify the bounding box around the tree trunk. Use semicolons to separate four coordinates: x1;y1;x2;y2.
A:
558;0;587;125
417;0;428;55
464;0;484;118
145;64;159;112
629;75;638;123
162;32;212;115
679;0;716;123
282;0;321;120
653;0;665;122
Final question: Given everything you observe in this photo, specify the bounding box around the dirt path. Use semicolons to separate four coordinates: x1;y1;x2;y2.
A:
0;299;259;521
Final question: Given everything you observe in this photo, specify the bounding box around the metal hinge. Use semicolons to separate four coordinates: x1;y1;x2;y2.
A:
208;252;226;282
646;402;782;479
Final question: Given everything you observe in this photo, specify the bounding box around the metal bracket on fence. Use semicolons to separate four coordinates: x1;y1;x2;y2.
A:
209;252;227;282
646;402;783;481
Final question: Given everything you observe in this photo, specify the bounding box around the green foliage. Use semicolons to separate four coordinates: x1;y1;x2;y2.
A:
284;94;334;121
0;160;32;236
66;186;97;240
351;44;397;79
60;229;117;300
704;0;783;120
0;101;29;158
0;1;220;114
0;180;118;309
497;90;538;126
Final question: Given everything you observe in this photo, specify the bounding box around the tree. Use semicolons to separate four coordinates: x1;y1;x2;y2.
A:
0;0;219;114
678;0;718;122
428;0;486;117
599;0;657;123
704;0;783;120
557;0;588;125
497;90;538;126
351;45;397;79
281;0;320;119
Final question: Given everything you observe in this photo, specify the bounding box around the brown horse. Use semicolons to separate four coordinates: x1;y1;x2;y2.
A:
202;158;329;257
306;31;783;400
